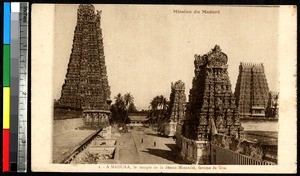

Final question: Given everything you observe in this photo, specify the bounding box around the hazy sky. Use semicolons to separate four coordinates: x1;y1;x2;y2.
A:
53;5;279;110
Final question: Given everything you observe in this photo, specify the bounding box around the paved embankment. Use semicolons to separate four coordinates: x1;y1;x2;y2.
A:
53;129;97;162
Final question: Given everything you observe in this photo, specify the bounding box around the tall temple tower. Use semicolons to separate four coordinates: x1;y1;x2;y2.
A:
55;5;111;126
180;45;243;164
161;80;186;137
234;63;269;118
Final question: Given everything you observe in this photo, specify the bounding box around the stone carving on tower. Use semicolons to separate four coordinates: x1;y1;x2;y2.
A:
182;45;242;141
180;45;243;164
54;4;111;128
161;80;186;137
234;63;270;118
169;80;186;123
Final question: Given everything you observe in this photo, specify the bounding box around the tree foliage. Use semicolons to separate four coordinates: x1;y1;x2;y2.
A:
148;95;169;126
110;92;136;126
128;102;138;113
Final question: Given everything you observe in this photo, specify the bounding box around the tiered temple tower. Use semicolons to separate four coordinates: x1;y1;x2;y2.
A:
55;5;111;127
180;45;243;164
162;80;186;137
234;63;269;118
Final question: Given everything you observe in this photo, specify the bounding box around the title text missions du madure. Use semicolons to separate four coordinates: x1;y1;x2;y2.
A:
173;9;220;14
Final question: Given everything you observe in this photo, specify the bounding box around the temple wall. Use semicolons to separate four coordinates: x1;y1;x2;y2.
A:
211;144;275;165
240;119;278;131
54;108;82;120
53;117;84;136
180;136;210;164
175;124;183;148
211;133;277;164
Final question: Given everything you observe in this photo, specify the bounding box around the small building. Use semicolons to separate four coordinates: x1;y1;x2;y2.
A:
127;113;148;127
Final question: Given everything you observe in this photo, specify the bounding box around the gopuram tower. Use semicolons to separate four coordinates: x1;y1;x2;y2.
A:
55;5;111;128
160;80;186;137
180;45;243;164
234;63;269;118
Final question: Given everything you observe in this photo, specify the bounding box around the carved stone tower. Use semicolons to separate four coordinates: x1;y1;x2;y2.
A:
162;80;186;137
180;45;243;164
234;63;269;118
55;5;111;128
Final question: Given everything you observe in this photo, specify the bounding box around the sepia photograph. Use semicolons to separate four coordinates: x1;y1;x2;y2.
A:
31;4;296;173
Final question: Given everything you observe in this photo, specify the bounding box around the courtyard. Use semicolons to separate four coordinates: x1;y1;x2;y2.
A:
53;125;186;164
116;126;185;164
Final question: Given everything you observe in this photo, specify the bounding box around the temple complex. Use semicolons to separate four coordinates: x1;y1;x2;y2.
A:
179;45;243;164
55;4;111;127
160;80;186;137
234;63;270;119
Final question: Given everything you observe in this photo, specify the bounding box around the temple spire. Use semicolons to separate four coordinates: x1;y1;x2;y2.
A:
56;4;111;111
234;62;269;118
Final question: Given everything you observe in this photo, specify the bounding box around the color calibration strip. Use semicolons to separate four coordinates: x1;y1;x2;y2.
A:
3;2;11;172
2;2;29;172
10;2;21;171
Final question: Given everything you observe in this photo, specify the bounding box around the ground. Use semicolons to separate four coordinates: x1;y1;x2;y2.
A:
53;125;278;164
117;126;185;164
53;125;185;164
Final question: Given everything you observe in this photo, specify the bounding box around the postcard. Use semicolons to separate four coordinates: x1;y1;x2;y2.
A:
31;4;297;173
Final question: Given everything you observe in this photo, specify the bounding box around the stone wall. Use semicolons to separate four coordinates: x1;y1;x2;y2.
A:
180;136;210;164
211;144;275;165
211;133;277;164
53;118;84;136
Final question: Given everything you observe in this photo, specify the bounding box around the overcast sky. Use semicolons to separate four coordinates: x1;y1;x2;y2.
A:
53;5;279;110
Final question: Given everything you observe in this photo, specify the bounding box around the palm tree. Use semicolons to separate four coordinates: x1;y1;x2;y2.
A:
124;93;134;110
113;93;125;124
158;95;168;111
123;93;134;125
149;95;168;128
157;95;168;132
150;96;159;124
114;93;125;110
128;103;137;113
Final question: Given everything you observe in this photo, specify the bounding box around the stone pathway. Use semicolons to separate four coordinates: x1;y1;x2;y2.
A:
130;127;185;164
117;131;141;164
